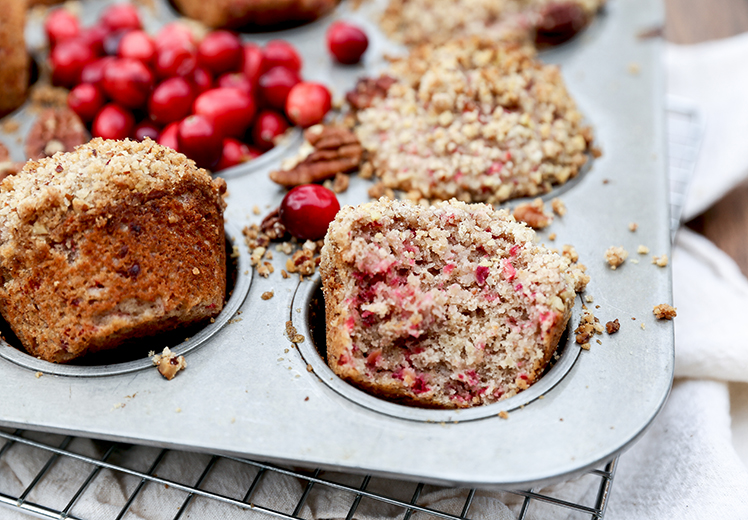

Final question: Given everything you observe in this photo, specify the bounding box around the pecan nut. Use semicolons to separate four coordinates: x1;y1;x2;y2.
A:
512;198;553;229
345;75;397;111
269;125;363;187
25;108;89;160
534;2;590;46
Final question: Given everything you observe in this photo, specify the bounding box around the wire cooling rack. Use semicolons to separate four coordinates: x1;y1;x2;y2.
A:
0;101;701;520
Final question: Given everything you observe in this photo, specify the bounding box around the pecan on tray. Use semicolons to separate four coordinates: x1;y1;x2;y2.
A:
25;107;89;160
269;125;364;187
345;75;397;111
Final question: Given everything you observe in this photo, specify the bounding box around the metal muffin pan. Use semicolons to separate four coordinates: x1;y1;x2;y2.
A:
0;0;672;488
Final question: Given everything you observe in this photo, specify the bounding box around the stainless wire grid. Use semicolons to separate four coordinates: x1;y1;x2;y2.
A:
0;100;701;520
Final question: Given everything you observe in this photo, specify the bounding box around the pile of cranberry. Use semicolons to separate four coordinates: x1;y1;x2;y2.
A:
46;3;344;172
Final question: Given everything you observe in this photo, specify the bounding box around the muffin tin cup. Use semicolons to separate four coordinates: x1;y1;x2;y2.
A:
0;0;673;489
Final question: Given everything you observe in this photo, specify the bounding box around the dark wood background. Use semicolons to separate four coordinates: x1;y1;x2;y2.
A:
665;0;748;272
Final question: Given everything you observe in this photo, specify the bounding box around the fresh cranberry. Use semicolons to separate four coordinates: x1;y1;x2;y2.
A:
50;39;96;87
262;40;302;73
102;58;154;109
177;114;223;169
279;185;340;240
79;24;109;56
326;21;369;65
193;87;256;138
92;103;135;140
217;72;253;96
258;66;300;111
154;22;195;50
251;110;289;151
285;82;331;128
189;66;213;94
242;43;264;86
103;29;131;56
44;9;80;47
148;77;193;125
80;56;115;86
216;138;260;171
118;30;156;65
158;121;180;151
197;30;243;76
68;83;105;122
100;4;142;33
133;120;161;141
155;42;197;79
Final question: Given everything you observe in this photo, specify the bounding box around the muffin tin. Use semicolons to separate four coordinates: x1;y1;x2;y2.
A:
0;0;672;489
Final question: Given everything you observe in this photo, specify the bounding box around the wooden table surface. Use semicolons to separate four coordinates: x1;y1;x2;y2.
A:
665;0;748;272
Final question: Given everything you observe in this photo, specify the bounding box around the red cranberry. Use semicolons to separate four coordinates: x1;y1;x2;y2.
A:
197;30;243;76
326;21;369;65
45;9;80;47
189;66;214;94
68;83;105;122
50;39;96;87
149;76;193;125
80;56;116;86
262;40;302;73
118;30;156;65
251;109;289;151
102;58;154;109
258;66;300;111
285;82;332;128
100;4;142;33
216;138;260;171
133;120;161;141
193;87;256;138
155;42;197;79
158;122;180;151
242;43;264;86
286;81;332;128
177;114;223;169
154;22;195;50
92;103;135;140
217;72;253;96
279;185;340;241
79;24;109;56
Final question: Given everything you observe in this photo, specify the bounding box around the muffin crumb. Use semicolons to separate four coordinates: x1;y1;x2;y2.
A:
653;304;677;320
604;246;628;269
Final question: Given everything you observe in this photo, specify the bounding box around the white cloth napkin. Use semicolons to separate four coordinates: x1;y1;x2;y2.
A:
5;33;748;520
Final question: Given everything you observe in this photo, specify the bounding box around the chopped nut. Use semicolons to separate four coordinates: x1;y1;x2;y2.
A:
637;245;649;254
152;347;187;380
286;249;316;276
252;205;261;215
652;254;668;267
498;411;509;419
192;268;200;275
513;198;552;229
261;291;274;300
584;294;594;303
561;244;579;263
35;371;43;378
604;246;628;269
550;197;567;216
332;172;350;193
605;319;620;334
346;75;397;110
653;304;677;320
629;222;638;232
548;232;556;241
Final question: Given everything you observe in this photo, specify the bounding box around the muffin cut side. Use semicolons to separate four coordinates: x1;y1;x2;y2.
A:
321;199;588;408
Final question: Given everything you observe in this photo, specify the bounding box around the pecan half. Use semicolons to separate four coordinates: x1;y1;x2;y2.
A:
25;108;89;160
346;75;397;111
260;207;288;241
269;125;363;187
513;198;553;229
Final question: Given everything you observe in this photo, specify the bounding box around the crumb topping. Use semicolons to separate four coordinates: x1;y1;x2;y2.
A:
653;304;676;320
604;246;628;269
152;347;187;380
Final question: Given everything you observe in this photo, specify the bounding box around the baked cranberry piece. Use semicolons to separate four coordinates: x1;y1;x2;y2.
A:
68;83;105;122
262;40;302;73
80;56;116;86
50;39;96;87
193;87;256;138
158;121;180;151
102;58;154;109
155;42;197;79
242;43;264;86
216;138;261;171
44;9;80;47
100;3;142;33
251;110;289;151
197;30;243;76
118;30;156;65
326;21;369;65
286;82;331;128
258;66;300;111
92;103;135;140
177;114;222;169
149;76;193;125
279;185;340;241
133;120;161;141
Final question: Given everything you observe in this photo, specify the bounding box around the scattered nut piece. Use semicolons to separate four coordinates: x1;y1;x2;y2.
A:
346;75;397;110
561;244;579;263
604;246;628;269
575;309;602;345
261;291;274;300
513;198;552;229
653;304;677;320
584;294;594;303
652;254;669;267
605;319;620;334
252;205;261;215
152;347;187;380
35;371;43;378
641;323;646;330
628;62;641;75
629;222;638;232
498;411;509;419
332;172;350;193
548;232;557;241
192;267;200;275
550;197;567;216
306;364;313;372
637;245;649;254
285;321;306;343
